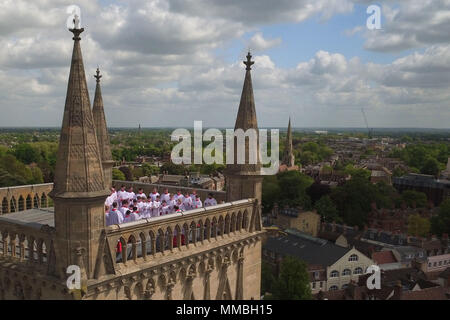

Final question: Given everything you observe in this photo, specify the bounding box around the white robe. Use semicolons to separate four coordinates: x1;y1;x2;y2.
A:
150;192;160;201
152;201;161;217
204;198;217;207
107;209;123;226
161;192;171;203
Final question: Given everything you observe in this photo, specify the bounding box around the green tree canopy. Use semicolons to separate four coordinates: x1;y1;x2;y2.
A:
401;190;428;208
314;195;341;223
408;213;431;237
431;199;450;237
112;168;126;181
271;256;312;300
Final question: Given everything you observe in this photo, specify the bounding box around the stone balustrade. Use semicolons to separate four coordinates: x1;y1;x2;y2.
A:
0;181;225;215
0;183;53;215
105;199;257;272
0;217;56;276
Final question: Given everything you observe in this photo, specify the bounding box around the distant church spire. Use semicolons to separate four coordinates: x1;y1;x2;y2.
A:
92;67;113;188
282;117;295;167
50;26;107;198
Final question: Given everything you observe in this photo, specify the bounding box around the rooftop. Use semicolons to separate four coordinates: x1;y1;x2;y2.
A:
264;228;350;267
0;208;55;228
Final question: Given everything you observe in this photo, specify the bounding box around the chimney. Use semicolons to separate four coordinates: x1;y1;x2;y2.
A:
332;221;336;232
343;224;347;235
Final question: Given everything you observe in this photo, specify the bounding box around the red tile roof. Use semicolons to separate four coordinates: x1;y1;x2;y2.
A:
372;250;397;265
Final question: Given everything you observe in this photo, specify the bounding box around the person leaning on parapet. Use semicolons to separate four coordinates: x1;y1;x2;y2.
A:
204;193;217;207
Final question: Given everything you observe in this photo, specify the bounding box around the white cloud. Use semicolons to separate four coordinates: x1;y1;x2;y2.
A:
248;33;282;51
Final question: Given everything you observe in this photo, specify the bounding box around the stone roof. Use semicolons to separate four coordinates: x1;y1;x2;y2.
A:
0;208;55;228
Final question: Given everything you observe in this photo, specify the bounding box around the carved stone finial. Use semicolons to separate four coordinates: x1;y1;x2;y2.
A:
243;52;254;71
94;67;102;83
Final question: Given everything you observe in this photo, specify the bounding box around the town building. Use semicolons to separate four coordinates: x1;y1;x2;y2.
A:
263;229;374;293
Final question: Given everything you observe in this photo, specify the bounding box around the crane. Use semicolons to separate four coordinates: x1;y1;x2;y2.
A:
361;108;373;139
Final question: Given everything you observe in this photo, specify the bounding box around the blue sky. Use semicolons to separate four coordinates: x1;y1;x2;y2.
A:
0;0;449;128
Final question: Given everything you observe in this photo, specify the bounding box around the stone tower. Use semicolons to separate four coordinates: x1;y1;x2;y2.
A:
282;117;295;167
49;27;109;280
225;52;263;207
92;67;113;188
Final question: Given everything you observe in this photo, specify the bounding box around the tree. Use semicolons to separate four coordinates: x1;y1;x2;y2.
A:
261;261;276;297
272;256;312;300
277;171;313;205
401;190;428;208
315;195;340;223
408;214;430;237
14;143;40;164
431;199;450;237
330;176;379;227
112;168;126;181
262;176;281;214
421;157;440;176
307;182;331;205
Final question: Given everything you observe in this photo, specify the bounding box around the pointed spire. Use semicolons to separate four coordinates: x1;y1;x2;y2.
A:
50;27;108;198
234;52;258;131
283;117;295;167
92;67;113;170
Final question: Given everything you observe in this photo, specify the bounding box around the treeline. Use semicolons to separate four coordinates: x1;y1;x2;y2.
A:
389;143;449;176
262;169;450;236
0;142;57;187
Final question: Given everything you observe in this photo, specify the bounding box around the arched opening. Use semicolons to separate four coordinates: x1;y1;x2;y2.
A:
211;217;217;239
224;214;231;235
204;219;211;241
116;237;127;263
26;195;32;210
237;211;243;231
218;216;224;236
1;197;8;214
243;211;249;230
197;219;203;242
10;197;17;213
40;193;47;208
189;221;196;245
18;196;24;211
174;225;182;249
33;194;39;208
165;227;173;252
183;223;189;247
148;231;156;256
157;229;165;253
127;235;137;262
231;213;236;233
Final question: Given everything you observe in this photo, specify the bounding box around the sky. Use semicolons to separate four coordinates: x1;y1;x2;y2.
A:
0;0;450;128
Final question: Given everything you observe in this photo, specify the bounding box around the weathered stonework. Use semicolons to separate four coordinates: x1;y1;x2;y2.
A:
0;28;265;300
